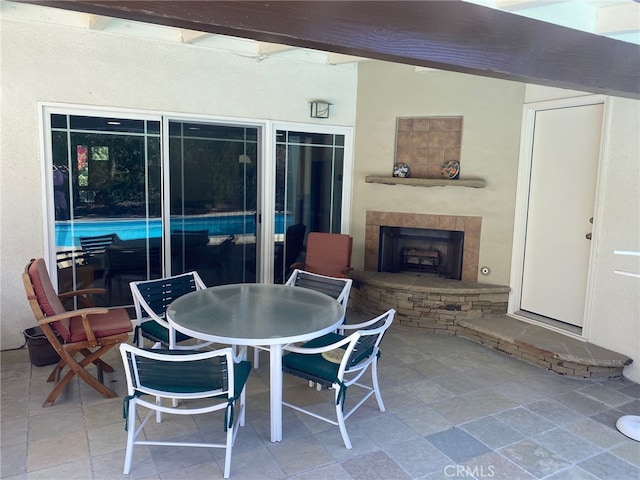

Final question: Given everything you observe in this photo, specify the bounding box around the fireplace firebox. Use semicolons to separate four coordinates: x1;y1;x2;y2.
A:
378;226;464;280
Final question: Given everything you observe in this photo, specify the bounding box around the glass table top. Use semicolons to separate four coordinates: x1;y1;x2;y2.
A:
167;283;344;345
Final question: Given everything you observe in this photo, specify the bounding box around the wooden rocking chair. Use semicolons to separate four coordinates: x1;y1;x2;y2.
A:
22;258;133;407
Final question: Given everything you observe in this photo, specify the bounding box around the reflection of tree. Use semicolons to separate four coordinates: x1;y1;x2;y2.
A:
100;136;161;216
54;121;259;219
170;137;257;214
67;132;162;217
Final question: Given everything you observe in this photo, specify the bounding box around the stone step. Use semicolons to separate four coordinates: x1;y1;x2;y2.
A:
457;314;633;379
350;270;633;379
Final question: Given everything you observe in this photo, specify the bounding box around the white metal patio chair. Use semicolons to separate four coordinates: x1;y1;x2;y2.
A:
253;269;353;368
130;271;215;350
281;308;395;449
120;344;251;478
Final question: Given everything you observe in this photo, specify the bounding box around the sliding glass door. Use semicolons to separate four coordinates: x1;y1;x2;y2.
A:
45;108;352;306
167;120;258;287
273;129;346;283
49;113;162;306
47;111;261;306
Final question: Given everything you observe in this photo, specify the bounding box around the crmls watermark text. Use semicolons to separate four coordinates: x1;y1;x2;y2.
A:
444;464;496;477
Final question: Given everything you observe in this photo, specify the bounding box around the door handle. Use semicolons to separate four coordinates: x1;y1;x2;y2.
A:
586;233;592;240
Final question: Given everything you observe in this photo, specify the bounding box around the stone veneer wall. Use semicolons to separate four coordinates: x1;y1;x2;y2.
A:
349;271;509;335
455;320;629;379
365;211;481;282
349;271;629;378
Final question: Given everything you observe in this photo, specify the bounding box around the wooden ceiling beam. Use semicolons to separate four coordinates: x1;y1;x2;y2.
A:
18;0;640;98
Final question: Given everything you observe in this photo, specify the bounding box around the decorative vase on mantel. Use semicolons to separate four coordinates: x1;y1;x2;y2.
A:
393;163;411;178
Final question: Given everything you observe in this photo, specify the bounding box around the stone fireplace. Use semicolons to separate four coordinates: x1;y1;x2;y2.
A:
379;226;465;279
365;210;481;282
352;210;508;340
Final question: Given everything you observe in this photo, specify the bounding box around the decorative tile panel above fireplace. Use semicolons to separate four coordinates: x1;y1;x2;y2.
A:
365;211;481;282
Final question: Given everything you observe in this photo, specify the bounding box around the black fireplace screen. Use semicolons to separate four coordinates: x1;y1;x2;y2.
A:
378;226;464;280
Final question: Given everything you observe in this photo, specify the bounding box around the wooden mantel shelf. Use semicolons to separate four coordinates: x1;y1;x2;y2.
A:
365;176;486;188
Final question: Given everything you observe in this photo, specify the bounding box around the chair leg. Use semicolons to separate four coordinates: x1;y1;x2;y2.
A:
334;389;353;449
253;347;260;369
47;359;66;383
43;346;118;407
223;393;245;478
224;424;233;478
239;387;246;427
43;371;75;407
371;360;386;412
74;358;118;398
156;396;163;423
79;348;115;373
123;401;136;474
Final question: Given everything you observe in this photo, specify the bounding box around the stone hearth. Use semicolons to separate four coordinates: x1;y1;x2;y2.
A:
350;271;509;334
349;270;631;379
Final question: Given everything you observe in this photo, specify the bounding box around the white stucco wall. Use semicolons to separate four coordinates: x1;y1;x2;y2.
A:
0;13;357;349
524;87;640;382
350;62;525;283
2;5;638;383
587;97;640;382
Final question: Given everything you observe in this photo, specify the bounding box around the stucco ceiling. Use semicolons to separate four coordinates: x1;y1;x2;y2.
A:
3;0;639;66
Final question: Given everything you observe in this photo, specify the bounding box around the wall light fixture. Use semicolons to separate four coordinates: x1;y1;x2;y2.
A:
309;100;331;119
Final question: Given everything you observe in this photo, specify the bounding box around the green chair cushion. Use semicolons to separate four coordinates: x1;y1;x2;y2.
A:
298;333;375;369
140;321;191;345
283;350;340;385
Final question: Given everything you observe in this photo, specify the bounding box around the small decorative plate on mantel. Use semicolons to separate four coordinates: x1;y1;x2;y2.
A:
441;160;460;179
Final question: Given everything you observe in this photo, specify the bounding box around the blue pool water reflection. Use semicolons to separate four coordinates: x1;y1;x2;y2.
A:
56;213;291;247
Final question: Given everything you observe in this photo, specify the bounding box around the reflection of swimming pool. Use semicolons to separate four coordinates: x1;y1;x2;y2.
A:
56;213;292;247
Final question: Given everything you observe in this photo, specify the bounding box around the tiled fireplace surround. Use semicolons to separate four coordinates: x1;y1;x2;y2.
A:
352;210;510;335
364;210;481;281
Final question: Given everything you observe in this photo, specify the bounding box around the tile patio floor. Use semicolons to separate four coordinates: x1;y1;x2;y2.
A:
2;310;639;479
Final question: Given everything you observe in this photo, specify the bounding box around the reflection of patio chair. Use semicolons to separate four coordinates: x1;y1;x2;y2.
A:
120;344;251;478
22;258;132;407
282;309;395;449
56;250;95;304
291;232;353;278
80;233;120;256
208;235;235;283
274;223;305;284
171;230;209;273
104;243;161;305
79;233;120;280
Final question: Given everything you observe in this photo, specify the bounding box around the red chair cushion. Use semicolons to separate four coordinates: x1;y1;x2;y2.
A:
28;258;71;341
28;258;132;343
68;308;132;343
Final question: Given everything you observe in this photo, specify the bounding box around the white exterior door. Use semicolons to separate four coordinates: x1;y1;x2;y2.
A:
516;101;604;329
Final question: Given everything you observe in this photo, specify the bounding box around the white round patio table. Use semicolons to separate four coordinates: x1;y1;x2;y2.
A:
166;283;344;442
